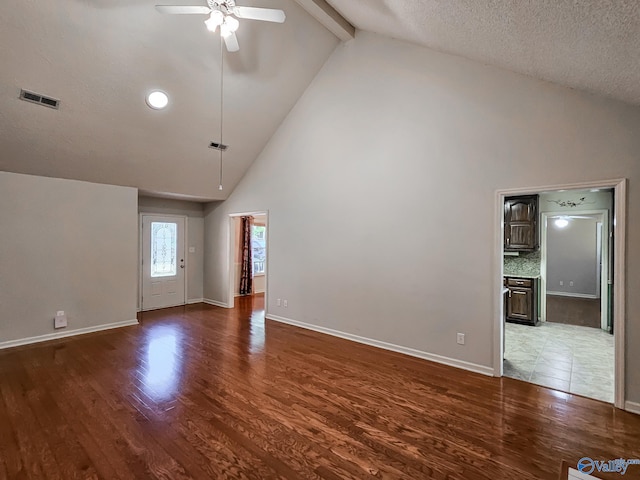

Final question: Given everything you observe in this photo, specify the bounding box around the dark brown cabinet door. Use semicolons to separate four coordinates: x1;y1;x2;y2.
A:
507;288;532;321
504;195;538;251
505;277;538;326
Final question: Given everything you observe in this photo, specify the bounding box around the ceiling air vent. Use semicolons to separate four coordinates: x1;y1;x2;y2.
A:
209;141;228;151
19;89;60;109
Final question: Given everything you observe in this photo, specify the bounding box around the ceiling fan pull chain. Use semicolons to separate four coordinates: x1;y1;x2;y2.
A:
219;33;224;191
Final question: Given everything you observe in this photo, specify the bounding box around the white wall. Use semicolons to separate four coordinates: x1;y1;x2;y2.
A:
138;196;204;303
547;218;599;296
0;172;138;345
203;32;640;403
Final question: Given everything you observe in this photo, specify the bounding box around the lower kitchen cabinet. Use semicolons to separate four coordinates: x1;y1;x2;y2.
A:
505;277;539;326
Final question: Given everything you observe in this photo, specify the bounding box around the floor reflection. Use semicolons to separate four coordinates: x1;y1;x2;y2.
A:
142;324;183;401
249;310;265;354
233;294;266;356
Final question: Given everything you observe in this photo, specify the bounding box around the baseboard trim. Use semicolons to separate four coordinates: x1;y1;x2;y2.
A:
187;298;204;305
265;314;494;377
625;401;640;415
0;319;139;351
204;298;231;308
547;291;598;299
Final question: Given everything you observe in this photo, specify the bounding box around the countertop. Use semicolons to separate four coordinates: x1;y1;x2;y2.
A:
504;274;540;279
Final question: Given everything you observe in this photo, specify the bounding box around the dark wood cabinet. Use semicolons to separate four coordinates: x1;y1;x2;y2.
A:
505;277;538;326
504;195;538;251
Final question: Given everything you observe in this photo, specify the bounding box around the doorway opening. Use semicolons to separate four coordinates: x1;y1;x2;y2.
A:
495;180;626;409
227;211;268;318
541;210;609;330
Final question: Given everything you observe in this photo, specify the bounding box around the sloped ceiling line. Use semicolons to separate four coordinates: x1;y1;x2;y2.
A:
292;0;355;41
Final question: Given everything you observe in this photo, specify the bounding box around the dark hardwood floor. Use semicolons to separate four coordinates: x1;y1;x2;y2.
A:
1;295;638;479
546;294;602;328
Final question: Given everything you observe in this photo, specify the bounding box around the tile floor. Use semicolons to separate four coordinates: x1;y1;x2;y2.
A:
504;321;614;403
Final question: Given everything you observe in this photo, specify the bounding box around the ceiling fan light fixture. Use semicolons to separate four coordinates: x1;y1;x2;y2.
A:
204;9;224;31
224;15;240;33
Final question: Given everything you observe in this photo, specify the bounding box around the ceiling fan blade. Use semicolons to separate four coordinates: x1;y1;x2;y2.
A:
223;32;240;52
155;5;211;14
233;6;286;23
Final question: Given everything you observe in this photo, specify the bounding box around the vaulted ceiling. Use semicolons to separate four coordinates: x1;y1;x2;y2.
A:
0;0;338;200
1;1;638;201
326;0;640;105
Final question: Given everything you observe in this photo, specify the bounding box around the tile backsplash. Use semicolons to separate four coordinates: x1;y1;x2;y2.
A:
504;250;541;277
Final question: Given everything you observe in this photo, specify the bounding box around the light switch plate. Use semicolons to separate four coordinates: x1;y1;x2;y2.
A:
189;246;196;253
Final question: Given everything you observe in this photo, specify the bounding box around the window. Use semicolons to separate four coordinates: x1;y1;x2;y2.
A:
151;222;177;277
251;225;266;275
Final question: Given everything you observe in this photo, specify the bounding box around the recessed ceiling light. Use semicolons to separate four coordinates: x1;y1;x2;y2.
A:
554;218;569;228
146;90;169;110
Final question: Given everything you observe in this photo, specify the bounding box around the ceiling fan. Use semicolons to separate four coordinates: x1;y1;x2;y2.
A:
156;0;286;52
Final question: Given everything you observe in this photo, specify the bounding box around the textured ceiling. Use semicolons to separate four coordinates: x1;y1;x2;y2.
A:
0;0;338;200
3;1;638;201
326;0;640;105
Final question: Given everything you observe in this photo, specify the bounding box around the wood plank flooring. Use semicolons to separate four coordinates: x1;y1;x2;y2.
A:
1;294;639;480
546;295;601;328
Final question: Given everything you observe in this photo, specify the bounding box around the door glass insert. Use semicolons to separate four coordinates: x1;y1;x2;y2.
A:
151;222;177;277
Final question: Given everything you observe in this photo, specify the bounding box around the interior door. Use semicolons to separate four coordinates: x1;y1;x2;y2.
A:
141;215;186;311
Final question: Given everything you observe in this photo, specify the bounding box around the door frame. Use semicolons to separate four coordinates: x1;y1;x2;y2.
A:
226;210;269;310
493;179;626;410
139;213;189;312
540;209;609;329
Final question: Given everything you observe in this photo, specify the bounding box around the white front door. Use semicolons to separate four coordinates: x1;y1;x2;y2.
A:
141;215;186;311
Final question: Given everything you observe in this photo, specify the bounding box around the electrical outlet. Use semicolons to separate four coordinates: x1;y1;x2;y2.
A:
569;281;574;286
559;281;564;286
457;333;465;345
54;311;67;329
277;298;281;307
283;299;288;308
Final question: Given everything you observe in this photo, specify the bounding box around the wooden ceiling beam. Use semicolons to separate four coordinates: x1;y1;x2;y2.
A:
292;0;355;41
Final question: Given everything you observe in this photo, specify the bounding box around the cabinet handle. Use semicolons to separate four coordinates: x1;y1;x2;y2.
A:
516;281;524;285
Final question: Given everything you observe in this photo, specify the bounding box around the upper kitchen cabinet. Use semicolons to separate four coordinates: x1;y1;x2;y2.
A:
504;195;538;251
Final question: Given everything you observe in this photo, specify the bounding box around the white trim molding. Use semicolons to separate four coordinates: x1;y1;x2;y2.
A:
625;401;640;416
226;210;269;311
494;178;627;410
204;298;231;309
0;319;139;351
266;314;494;377
187;298;204;305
